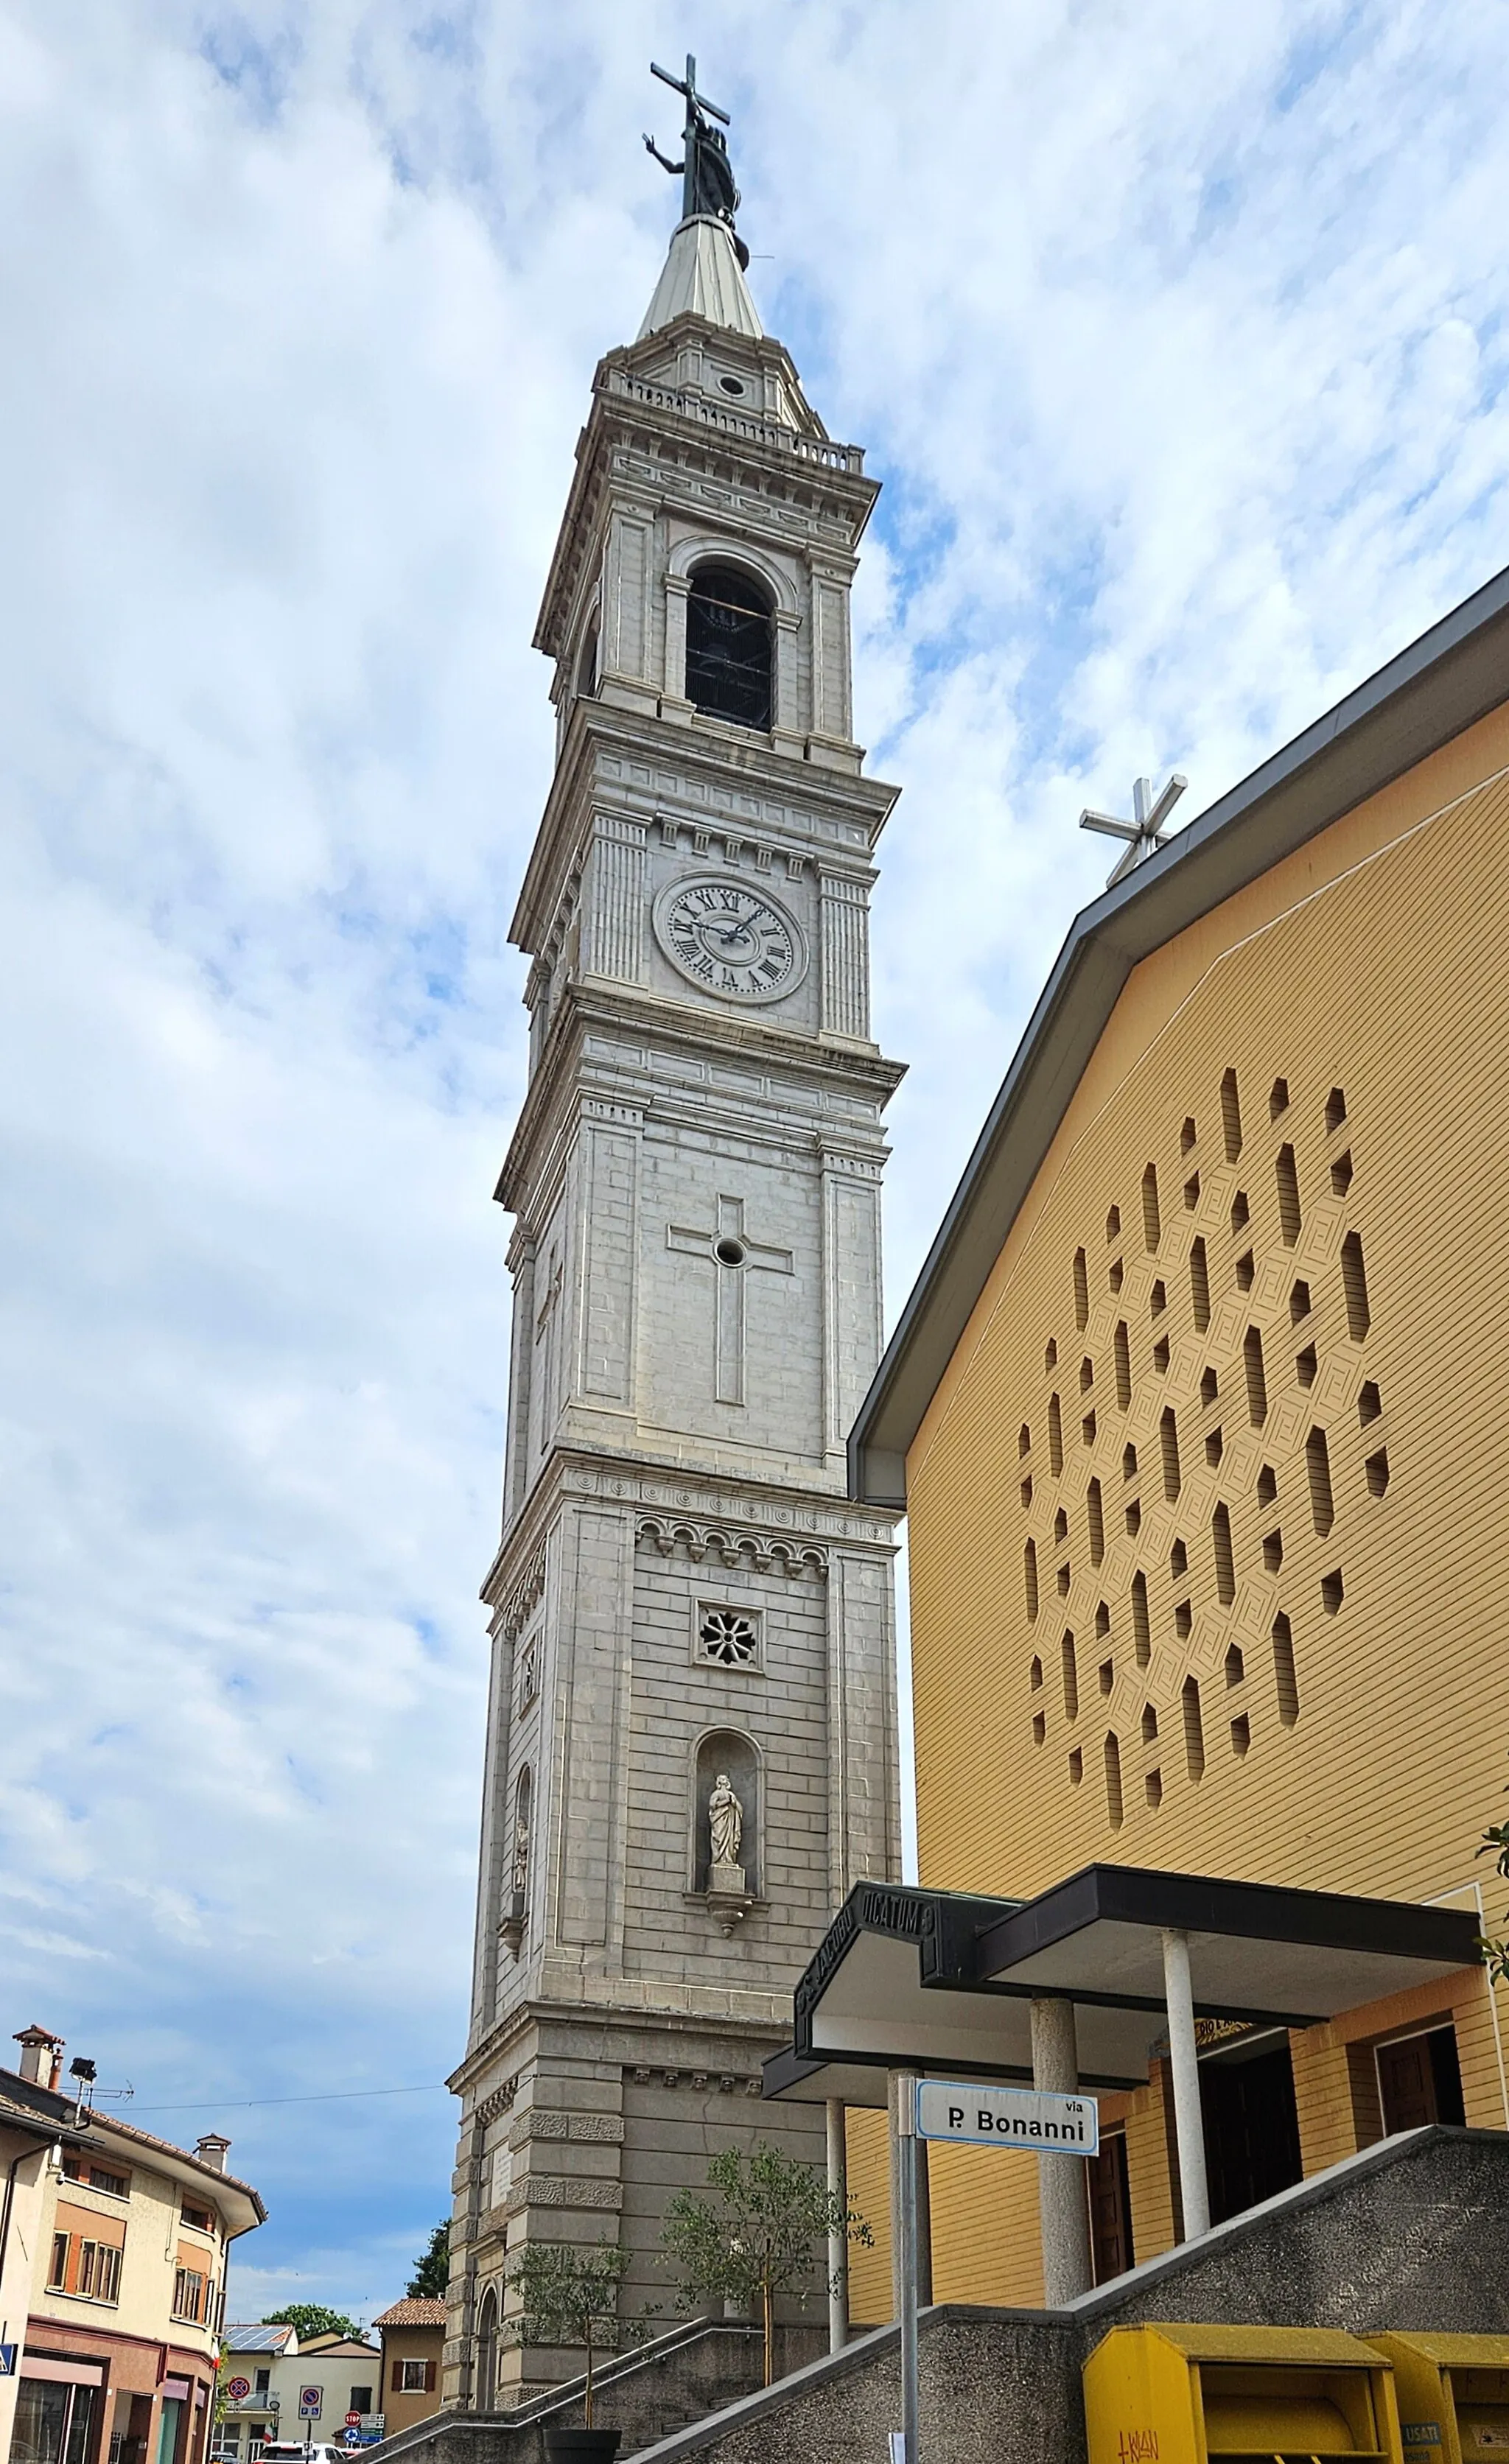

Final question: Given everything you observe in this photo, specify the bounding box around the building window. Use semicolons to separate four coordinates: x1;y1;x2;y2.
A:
79;2240;122;2303
181;2201;215;2233
49;2230;70;2289
695;1606;760;1668
63;2157;130;2197
348;2390;372;2417
396;2359;434;2395
172;2266;206;2323
685;564;774;730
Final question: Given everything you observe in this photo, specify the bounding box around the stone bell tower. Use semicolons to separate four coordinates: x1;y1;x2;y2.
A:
445;91;904;2406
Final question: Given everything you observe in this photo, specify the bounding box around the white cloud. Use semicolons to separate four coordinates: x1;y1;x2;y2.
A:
2;0;1508;2306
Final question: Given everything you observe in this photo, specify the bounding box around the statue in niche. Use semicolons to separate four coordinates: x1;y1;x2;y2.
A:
511;1816;531;1895
708;1771;743;1871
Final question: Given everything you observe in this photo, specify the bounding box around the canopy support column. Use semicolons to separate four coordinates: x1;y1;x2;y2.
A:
1161;1926;1211;2239
824;2099;849;2353
1029;1997;1093;2301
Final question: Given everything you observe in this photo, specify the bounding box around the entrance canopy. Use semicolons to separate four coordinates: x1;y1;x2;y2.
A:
764;1865;1480;2103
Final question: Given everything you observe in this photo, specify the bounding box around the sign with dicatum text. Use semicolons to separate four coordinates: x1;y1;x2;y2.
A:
914;2079;1099;2155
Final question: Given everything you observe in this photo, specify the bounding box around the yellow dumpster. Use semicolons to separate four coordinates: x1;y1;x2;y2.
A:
1083;2323;1405;2464
1370;2334;1509;2463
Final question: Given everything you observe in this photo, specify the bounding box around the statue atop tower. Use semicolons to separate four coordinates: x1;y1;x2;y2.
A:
643;53;750;267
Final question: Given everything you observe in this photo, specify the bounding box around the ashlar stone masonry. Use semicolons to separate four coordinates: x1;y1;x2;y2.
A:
444;208;905;2409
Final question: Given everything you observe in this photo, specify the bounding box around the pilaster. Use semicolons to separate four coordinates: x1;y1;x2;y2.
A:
819;867;872;1040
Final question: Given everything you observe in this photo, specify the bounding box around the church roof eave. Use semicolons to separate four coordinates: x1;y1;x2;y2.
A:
847;554;1509;1509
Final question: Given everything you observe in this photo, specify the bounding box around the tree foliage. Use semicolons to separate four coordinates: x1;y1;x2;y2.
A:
500;2241;648;2428
406;2222;450;2300
659;2142;872;2386
1479;1773;1509;1984
260;2305;360;2344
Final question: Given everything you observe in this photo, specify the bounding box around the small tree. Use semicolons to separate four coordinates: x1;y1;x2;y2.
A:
500;2241;647;2428
1479;1771;1509;1984
260;2305;360;2344
659;2142;872;2387
406;2222;449;2300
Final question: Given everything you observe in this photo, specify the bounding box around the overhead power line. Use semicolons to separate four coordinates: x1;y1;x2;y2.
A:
125;2084;450;2114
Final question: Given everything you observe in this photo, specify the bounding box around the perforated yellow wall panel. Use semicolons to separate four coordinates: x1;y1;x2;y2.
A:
906;704;1509;2290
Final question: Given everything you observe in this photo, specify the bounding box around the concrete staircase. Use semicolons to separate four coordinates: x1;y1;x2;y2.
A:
621;2126;1509;2464
366;2317;824;2464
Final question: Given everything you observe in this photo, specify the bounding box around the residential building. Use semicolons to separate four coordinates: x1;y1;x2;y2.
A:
369;2305;443;2440
215;2331;381;2464
838;563;1509;2310
212;2326;293;2460
4;2025;263;2464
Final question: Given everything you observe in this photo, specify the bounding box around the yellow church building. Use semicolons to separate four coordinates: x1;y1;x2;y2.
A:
834;561;1509;2314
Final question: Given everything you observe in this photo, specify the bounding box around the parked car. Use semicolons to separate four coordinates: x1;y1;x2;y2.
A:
259;2443;351;2464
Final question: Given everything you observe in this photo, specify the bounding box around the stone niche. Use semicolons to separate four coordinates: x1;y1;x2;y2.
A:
691;1728;761;1920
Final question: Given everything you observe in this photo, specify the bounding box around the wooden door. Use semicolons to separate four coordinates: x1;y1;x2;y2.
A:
1377;2033;1439;2130
1088;2131;1133;2282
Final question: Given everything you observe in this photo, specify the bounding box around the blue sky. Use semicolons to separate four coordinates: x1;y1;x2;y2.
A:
3;0;1509;2320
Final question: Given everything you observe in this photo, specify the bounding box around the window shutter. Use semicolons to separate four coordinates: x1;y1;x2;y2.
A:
424;2363;435;2393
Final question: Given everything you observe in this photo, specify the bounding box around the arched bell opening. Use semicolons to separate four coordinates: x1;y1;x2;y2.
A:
685;562;774;730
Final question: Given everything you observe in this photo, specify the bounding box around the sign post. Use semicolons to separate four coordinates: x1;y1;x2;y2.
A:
895;2072;920;2464
298;2387;321;2457
886;2079;1101;2462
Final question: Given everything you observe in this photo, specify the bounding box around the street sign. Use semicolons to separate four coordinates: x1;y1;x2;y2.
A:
225;2380;252;2404
298;2389;322;2418
0;2345;17;2379
914;2079;1099;2155
345;2416;361;2429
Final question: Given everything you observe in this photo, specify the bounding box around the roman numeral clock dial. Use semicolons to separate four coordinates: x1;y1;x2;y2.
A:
652;877;807;1003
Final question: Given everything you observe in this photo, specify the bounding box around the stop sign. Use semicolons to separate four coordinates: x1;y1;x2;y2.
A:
345;2417;361;2429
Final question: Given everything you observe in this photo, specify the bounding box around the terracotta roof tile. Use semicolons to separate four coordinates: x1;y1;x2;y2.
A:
372;2300;447;2328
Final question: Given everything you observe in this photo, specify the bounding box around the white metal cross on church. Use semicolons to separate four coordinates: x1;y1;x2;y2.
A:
667;1196;794;1406
1079;771;1188;888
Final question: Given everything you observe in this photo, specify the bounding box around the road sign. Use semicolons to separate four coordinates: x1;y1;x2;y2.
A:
298;2389;322;2418
914;2079;1099;2155
345;2417;361;2429
0;2346;17;2379
225;2379;252;2404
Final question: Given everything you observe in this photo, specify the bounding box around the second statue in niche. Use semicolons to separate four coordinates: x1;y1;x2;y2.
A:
708;1771;743;1879
704;1770;752;1933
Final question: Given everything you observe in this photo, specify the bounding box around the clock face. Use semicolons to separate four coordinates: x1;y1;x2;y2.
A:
653;876;807;1004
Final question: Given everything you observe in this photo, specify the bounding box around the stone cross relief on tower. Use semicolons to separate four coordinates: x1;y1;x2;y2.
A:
666;1198;794;1405
444;68;905;2410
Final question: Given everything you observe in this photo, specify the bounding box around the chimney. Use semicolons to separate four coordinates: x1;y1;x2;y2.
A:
13;2025;65;2087
195;2133;231;2174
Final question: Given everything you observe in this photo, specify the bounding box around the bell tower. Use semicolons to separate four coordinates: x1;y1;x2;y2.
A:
446;86;904;2406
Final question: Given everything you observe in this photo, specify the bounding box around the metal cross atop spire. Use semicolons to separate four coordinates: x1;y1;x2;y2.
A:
1079;771;1188;888
645;55;748;263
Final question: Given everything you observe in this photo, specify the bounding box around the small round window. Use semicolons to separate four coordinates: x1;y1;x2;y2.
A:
714;1236;746;1267
718;375;746;397
699;1610;759;1668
